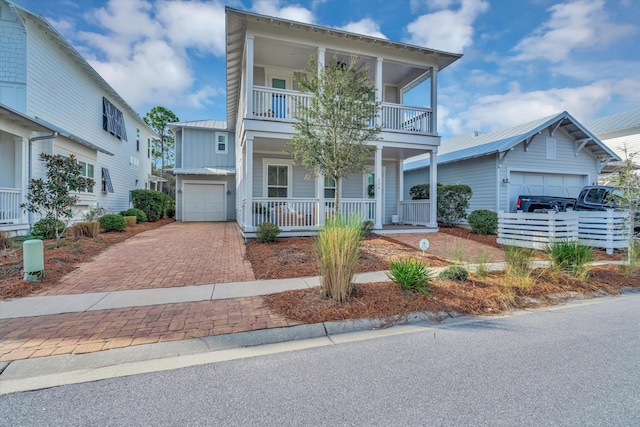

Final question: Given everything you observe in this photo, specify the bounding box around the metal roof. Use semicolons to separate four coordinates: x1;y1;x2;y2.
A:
172;167;235;175
169;120;228;130
0;103;114;156
404;111;621;171
225;7;463;130
7;1;157;137
582;107;640;136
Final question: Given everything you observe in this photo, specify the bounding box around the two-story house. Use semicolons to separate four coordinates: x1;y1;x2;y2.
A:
174;8;461;238
0;0;158;236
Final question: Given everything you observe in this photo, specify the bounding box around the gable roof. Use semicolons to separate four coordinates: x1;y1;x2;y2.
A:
582;108;640;136
404;111;621;171
6;1;156;137
225;7;462;130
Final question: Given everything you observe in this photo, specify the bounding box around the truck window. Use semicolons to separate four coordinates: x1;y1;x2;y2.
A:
585;188;606;204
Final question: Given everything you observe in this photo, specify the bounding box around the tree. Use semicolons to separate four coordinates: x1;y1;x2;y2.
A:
144;106;179;193
21;153;95;248
288;55;381;215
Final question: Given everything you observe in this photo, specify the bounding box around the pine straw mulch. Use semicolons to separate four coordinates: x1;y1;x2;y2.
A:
263;266;640;324
245;235;451;280
0;219;174;300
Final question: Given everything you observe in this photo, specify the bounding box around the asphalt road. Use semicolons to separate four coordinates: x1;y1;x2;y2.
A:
2;294;640;426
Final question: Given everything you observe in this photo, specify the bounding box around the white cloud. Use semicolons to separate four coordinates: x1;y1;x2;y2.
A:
451;81;614;133
513;0;635;62
252;0;315;23
340;18;387;39
405;0;489;52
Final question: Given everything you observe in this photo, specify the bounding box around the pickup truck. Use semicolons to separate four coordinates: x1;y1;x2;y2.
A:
516;185;621;213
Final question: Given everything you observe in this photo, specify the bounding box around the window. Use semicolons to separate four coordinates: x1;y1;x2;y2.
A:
102;97;128;140
78;161;95;192
546;138;556;160
267;165;288;198
101;168;114;193
215;132;228;154
136;128;140;152
324;176;336;199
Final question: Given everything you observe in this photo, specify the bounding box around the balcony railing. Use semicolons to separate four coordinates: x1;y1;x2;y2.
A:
250;87;435;135
400;200;431;226
251;198;376;229
0;188;22;224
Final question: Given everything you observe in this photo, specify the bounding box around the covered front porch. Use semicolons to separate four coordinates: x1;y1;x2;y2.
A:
236;133;439;238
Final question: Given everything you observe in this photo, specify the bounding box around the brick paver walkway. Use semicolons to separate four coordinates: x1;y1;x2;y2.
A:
0;297;300;362
37;222;255;295
385;232;506;262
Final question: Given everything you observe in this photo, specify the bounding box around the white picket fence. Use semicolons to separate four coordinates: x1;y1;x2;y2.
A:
497;210;632;254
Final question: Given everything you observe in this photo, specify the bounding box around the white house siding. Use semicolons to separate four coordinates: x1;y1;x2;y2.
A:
499;133;596;211
22;18;153;214
252;153;315;198
176;174;236;222
599;132;640;162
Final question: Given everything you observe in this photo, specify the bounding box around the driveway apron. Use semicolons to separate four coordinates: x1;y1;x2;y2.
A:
36;222;256;295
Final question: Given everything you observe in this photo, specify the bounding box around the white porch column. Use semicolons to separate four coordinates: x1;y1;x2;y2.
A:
246;36;254;118
244;137;254;230
316;175;325;228
374;145;383;229
397;159;404;221
317;46;325;70
430;67;438;134
375;57;383;127
429;150;438;228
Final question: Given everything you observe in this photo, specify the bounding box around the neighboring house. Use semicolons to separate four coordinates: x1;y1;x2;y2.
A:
175;7;462;237
0;0;157;236
403;111;620;214
170;120;236;222
582;108;640;183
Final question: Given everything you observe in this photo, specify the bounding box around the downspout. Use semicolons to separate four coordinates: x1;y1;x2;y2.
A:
27;132;58;228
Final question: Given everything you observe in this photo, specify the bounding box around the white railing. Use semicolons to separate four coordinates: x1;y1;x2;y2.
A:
400;200;431;226
0;188;22;224
252;87;311;122
497;211;632;254
252;198;319;229
381;103;433;134
325;199;376;222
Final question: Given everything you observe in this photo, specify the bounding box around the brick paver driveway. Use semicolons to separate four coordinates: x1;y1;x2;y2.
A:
37;222;256;295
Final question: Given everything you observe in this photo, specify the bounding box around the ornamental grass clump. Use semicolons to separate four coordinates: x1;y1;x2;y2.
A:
546;239;594;280
387;258;434;295
316;216;362;303
504;245;536;286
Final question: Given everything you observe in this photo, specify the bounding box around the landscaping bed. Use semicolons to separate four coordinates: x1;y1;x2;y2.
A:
0;219;174;300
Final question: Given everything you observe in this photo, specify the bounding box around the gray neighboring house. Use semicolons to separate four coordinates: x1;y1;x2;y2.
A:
582;108;640;182
170;120;236;222
403;111;621;214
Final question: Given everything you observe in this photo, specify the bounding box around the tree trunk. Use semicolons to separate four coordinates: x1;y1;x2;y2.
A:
333;177;340;217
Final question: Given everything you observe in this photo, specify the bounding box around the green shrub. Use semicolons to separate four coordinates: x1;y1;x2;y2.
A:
166;207;175;218
164;194;175;218
32;218;65;239
438;265;469;282
256;222;281;243
545;240;594;279
360;220;374;238
120;208;147;223
130;190;165;222
387;257;434;295
316;216;362;302
409;183;472;227
99;214;127;232
468;209;498;235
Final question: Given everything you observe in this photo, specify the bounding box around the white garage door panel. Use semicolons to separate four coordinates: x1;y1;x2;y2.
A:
184;183;225;221
509;172;587;212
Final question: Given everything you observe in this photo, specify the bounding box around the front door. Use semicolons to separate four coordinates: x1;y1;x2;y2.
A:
271;78;287;119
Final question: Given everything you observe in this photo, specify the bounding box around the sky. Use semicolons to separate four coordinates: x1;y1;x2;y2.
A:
14;0;640;139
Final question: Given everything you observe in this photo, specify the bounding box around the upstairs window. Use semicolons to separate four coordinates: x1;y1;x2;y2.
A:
101;168;114;193
103;97;128;141
147;138;151;158
136;128;140;152
215;132;228;154
324;176;336;199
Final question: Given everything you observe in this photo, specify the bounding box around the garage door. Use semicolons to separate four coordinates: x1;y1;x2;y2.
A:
183;183;225;221
509;172;586;212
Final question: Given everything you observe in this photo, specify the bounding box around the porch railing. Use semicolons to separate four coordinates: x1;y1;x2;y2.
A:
250;87;434;135
381;103;433;134
400;200;431;226
251;198;376;229
0;187;22;224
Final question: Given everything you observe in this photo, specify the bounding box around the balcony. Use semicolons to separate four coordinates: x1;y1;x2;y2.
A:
249;87;435;136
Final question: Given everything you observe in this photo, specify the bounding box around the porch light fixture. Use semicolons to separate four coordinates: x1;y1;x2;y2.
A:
177;188;182;193
502;178;510;184
227;188;231;194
